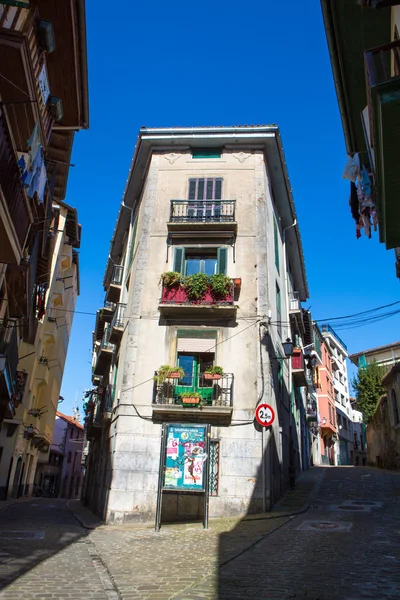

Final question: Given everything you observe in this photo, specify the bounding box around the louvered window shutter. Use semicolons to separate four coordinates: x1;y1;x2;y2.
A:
188;180;196;200
217;247;227;274
214;179;222;199
173;247;185;274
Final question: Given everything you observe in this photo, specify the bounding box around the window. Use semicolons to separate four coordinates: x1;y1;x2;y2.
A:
278;360;283;396
173;247;227;276
343;417;348;430
192;149;222;159
67;452;71;464
392;388;400;426
274;219;280;273
70;428;73;439
188;178;222;201
276;283;282;338
209;440;220;496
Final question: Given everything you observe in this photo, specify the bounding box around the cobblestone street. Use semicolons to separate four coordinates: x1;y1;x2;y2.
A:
0;467;399;600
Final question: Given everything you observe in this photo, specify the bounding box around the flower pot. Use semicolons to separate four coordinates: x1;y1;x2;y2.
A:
204;373;222;380
181;397;201;405
169;372;183;379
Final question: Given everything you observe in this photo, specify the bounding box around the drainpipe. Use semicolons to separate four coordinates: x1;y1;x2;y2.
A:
282;219;297;492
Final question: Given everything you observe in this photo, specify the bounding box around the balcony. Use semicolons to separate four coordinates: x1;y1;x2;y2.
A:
321;324;347;352
291;350;307;387
288;291;304;334
159;281;237;319
168;200;237;232
152;372;234;424
106;265;124;303
0;5;54;148
93;328;115;376
0;105;33;264
0;322;19;419
365;40;400;249
85;396;102;440
94;302;116;342
109;303;126;345
35;361;50;386
102;384;115;422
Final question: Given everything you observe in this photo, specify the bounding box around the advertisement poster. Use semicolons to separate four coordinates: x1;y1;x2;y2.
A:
163;424;208;491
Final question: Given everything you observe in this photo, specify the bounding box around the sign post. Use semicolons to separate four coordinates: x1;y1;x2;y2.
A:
155;423;210;531
255;403;275;427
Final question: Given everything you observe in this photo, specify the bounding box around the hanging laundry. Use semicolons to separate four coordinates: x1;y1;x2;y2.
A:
27;123;41;164
36;283;47;320
36;157;47;203
349;181;359;220
17;151;30;178
361;165;372;197
343;154;360;182
25;148;46;202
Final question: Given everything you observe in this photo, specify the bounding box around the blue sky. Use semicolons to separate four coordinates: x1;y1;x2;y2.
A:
59;0;400;416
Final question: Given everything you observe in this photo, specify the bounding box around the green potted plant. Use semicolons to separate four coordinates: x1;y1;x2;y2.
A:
160;271;181;287
183;273;209;300
154;365;185;384
210;274;232;297
204;366;224;380
181;391;202;405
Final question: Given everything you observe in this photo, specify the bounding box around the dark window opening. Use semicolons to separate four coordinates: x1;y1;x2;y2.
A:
192;149;222;159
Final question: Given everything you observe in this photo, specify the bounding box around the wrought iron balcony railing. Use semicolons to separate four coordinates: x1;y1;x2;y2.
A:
99;327;115;353
152;372;234;407
169;200;236;223
111;303;126;330
110;265;124;286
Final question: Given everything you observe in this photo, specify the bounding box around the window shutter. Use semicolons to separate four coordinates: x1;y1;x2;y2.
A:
188;180;196;200
173;247;185;274
206;180;214;200
214;179;222;199
217;247;227;274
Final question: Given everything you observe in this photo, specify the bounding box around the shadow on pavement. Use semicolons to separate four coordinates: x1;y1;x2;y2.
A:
0;497;102;594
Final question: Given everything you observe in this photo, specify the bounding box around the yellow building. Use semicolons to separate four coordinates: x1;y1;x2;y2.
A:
0;0;88;499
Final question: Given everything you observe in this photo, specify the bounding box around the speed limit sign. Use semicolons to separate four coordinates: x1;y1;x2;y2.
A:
255;403;275;427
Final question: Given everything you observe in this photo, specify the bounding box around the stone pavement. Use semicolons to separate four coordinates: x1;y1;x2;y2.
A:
0;467;399;599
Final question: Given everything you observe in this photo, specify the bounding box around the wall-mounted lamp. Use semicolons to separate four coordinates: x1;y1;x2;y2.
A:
282;339;294;358
321;417;327;425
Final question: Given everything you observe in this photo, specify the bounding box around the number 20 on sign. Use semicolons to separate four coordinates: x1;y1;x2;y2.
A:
255;403;275;427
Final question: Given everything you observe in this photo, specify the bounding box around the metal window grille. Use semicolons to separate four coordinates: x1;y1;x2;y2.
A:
209;440;219;496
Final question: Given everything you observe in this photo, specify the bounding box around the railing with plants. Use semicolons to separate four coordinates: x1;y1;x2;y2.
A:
152;367;234;407
159;272;237;305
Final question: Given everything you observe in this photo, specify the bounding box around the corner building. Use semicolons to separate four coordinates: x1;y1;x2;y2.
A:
86;126;309;524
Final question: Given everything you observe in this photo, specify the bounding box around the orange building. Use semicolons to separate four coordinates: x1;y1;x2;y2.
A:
317;334;337;465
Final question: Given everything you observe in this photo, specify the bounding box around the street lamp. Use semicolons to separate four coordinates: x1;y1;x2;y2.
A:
282;338;294;358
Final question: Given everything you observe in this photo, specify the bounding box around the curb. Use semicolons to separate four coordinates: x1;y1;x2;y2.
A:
66;499;104;530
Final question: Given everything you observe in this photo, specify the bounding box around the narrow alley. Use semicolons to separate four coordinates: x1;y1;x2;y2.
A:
0;466;399;600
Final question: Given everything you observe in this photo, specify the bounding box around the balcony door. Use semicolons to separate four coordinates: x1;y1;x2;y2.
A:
176;352;214;400
188;178;222;220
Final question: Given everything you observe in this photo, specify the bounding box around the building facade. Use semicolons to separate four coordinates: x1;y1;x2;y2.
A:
83;125;311;524
321;325;353;465
321;1;400;273
0;0;88;500
367;365;400;470
350;341;400;372
35;411;84;498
